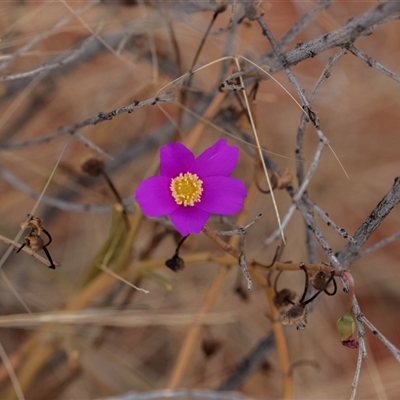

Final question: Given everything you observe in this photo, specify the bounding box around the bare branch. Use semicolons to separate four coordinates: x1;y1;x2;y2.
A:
0;0;98;71
278;0;334;50
0;93;175;151
348;44;400;84
350;343;364;400
0;164;133;213
259;2;400;73
101;389;253;400
264;204;295;246
0;32;98;82
357;230;400;259
309;200;356;244
360;313;400;363
337;177;400;269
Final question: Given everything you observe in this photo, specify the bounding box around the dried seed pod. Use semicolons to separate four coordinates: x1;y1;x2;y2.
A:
24;232;45;252
17;215;56;269
165;254;185;272
165;235;189;273
21;216;44;235
282;304;307;330
311;271;329;290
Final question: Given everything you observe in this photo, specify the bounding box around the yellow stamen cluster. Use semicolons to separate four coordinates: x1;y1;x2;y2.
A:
170;172;203;206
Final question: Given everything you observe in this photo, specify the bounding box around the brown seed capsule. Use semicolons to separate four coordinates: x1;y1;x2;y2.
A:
282;304;307;330
24;232;45;252
165;254;185;272
311;271;329;290
21;216;44;235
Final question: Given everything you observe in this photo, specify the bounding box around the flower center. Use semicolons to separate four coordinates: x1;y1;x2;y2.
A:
170;172;203;206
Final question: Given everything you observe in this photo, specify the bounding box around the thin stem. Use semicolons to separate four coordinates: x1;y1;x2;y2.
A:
360;315;400;363
350;344;364;400
42;229;52;247
348;44;400;84
101;171;130;229
324;278;337;296
166;181;258;389
42;247;56;270
0;341;25;400
0;93;175;151
302;271;335;306
253;269;293;399
234;56;284;242
175;235;189;255
337;176;400;269
298;264;309;304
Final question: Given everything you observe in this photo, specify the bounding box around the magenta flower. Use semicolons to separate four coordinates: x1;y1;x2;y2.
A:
135;139;247;236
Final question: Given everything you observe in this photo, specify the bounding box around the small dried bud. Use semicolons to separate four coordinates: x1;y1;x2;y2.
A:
21;216;44;235
282;304;307;330
165;255;185;272
81;158;105;177
25;233;45;252
274;288;296;309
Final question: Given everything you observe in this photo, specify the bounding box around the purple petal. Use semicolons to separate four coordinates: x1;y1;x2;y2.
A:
169;207;210;236
193;139;239;177
135;176;178;217
160;143;195;177
195;176;246;214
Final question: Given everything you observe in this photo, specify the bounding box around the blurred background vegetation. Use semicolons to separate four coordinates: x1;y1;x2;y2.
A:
0;1;400;399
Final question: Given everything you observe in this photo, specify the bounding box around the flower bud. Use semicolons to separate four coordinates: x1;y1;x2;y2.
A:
336;312;355;341
337;312;359;349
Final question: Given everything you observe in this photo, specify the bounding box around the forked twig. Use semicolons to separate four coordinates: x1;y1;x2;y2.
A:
337;177;400;269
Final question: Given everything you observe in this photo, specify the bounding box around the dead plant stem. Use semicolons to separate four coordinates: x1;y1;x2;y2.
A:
166;181;258;389
252;269;292;399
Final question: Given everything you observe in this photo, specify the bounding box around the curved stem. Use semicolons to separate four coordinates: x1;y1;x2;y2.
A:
42;229;52;247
